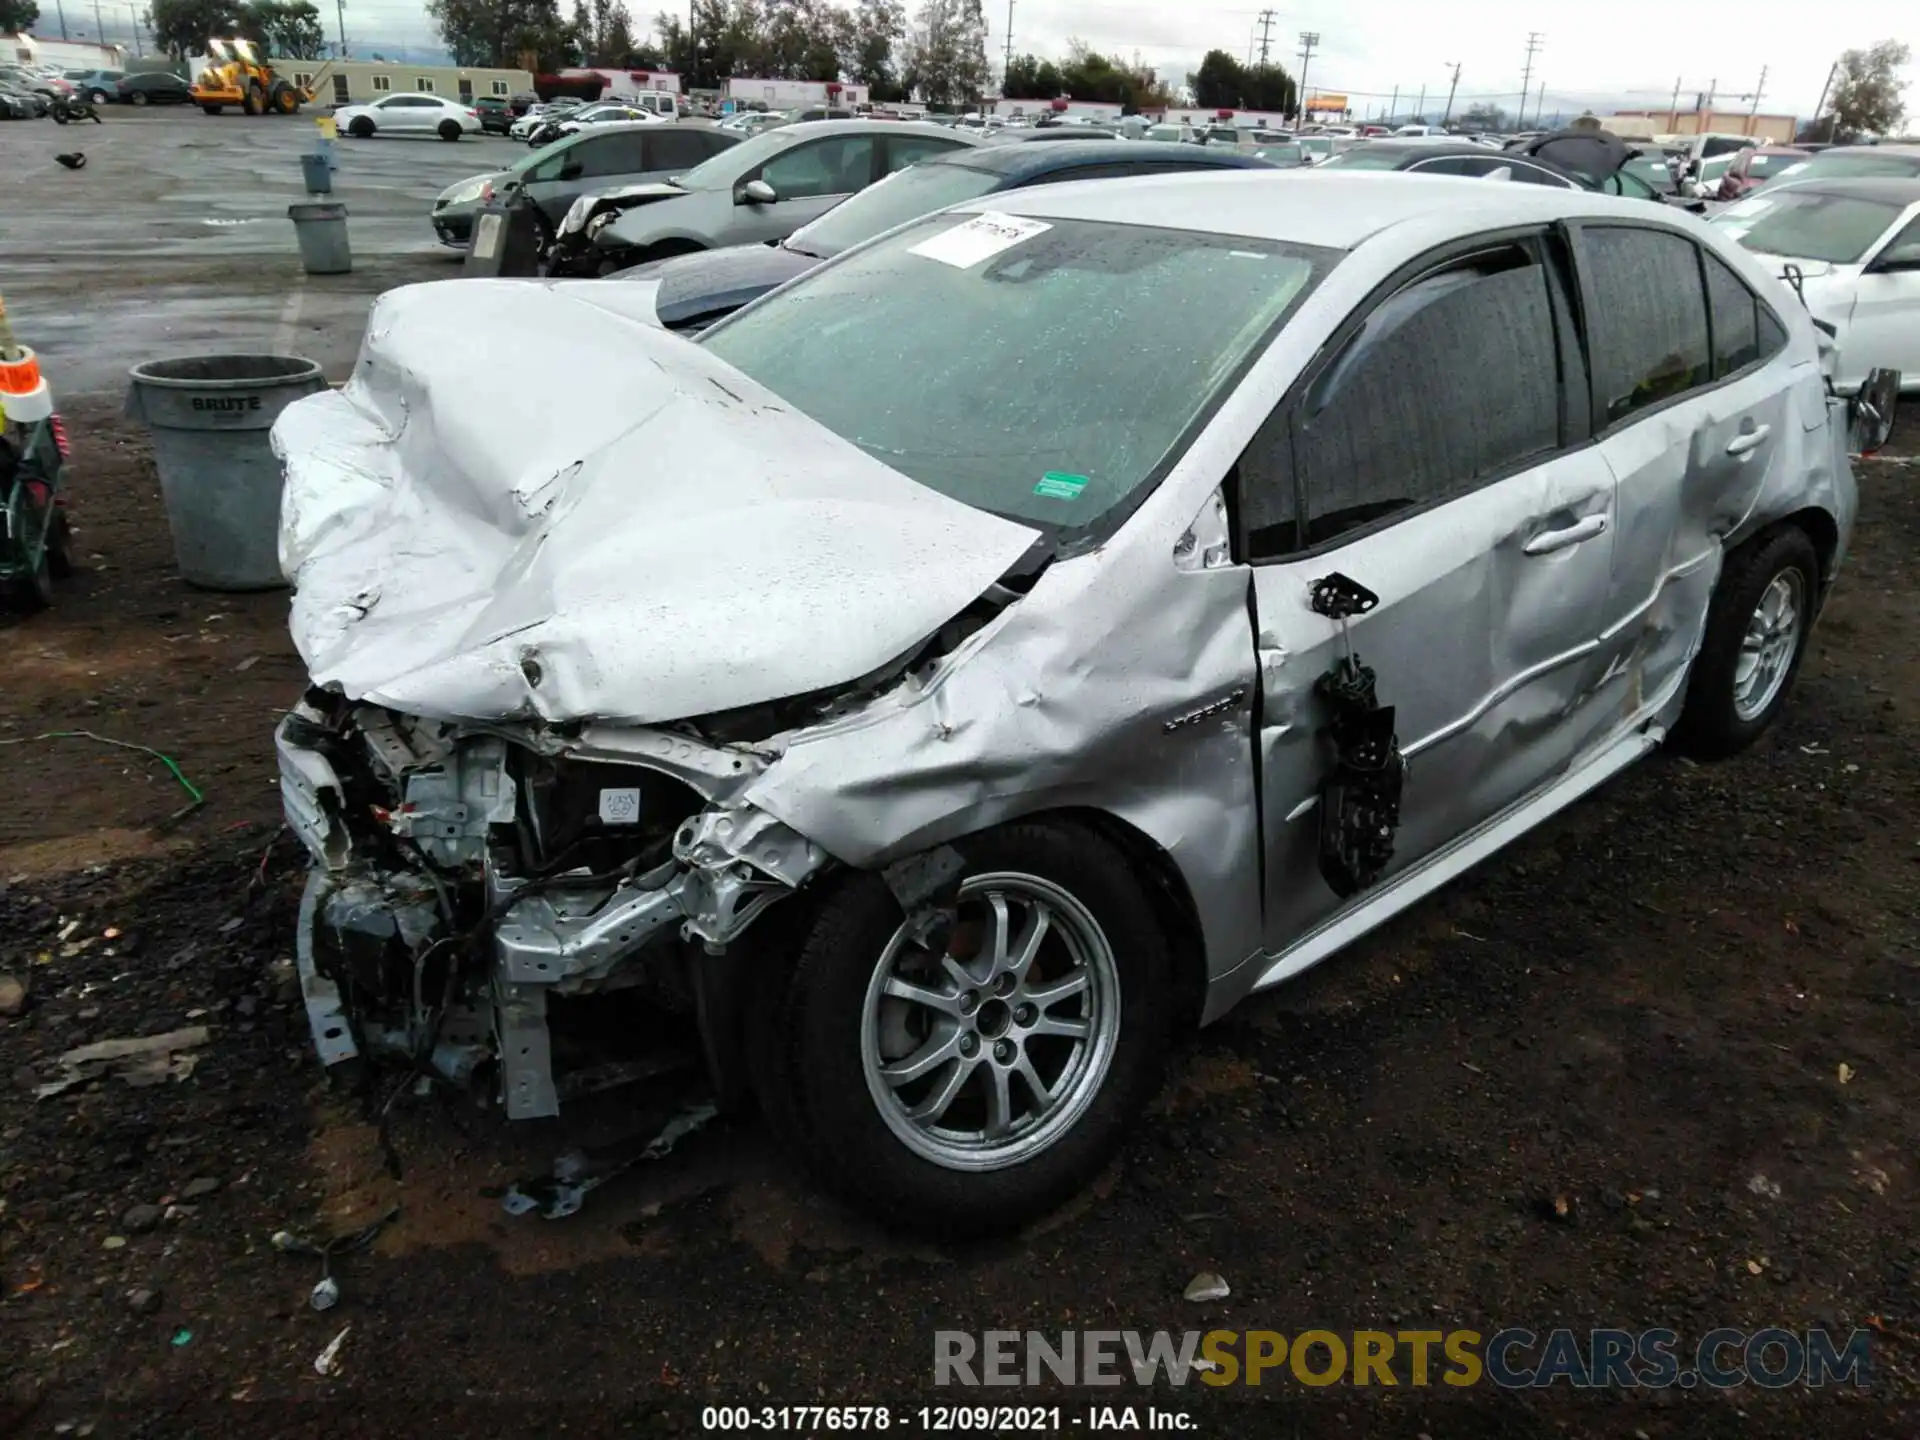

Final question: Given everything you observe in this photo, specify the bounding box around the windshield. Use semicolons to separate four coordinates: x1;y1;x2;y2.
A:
1255;143;1305;164
700;213;1337;534
784;162;1005;258
1147;125;1184;141
1745;152;1799;174
1713;191;1902;264
676;126;804;190
1759;151;1920;189
1318;147;1404;170
1623;154;1674;187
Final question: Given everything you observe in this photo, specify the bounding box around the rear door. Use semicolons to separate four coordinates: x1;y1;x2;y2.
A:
1242;231;1619;947
643;125;717;176
525;133;641;221
1569;222;1795;722
880;132;971;174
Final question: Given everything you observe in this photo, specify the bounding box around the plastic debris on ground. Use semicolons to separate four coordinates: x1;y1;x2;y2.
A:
34;1025;211;1098
1184;1272;1231;1302
313;1325;350;1376
502;1101;719;1221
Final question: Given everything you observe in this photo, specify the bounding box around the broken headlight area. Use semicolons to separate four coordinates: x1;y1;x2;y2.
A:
277;691;826;1119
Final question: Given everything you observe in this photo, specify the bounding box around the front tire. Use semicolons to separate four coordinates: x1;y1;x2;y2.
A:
437;118;461;141
347;116;373;138
754;820;1176;1237
1671;527;1819;760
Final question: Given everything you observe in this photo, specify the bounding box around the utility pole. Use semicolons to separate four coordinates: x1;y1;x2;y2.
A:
1296;31;1318;124
1389;84;1397;122
335;0;347;56
1666;73;1681;130
1256;8;1276;68
53;0;70;41
1701;76;1717;125
1441;62;1459;123
91;0;103;40
1415;83;1425;121
1003;0;1012;89
1519;30;1543;127
126;3;144;55
1745;64;1766;134
1811;59;1837;141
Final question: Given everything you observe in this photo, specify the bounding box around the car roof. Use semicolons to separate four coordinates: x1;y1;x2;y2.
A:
772;118;971;143
949;170;1676;249
1347;139;1501;161
932;139;1267;178
1766;176;1920;203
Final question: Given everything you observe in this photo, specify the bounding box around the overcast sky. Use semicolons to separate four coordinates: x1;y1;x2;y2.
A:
87;0;1903;122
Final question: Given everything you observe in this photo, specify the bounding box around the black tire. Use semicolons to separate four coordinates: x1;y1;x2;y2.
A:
89;88;109;104
0;550;53;613
437;118;461;141
52;110;66;125
1671;526;1820;761
347;116;373;139
133;91;152;106
45;509;74;579
752;819;1177;1238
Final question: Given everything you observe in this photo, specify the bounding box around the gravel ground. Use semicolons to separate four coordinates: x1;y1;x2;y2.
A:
1;387;1917;1433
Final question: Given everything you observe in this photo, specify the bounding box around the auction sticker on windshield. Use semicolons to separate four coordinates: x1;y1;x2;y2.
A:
909;211;1052;269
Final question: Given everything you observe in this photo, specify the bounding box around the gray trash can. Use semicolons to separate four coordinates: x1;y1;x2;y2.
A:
125;354;327;591
288;201;350;274
300;151;333;195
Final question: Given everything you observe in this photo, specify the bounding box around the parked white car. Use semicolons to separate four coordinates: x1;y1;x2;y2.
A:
337;93;481;141
1713;176;1920;395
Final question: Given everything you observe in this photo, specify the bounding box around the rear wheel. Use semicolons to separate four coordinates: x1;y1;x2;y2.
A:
89;88;109;104
1671;527;1819;760
198;101;218;114
134;91;153;106
437;118;461;141
270;81;299;115
751;820;1176;1237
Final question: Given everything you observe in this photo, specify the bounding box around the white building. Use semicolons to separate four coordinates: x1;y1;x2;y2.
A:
722;77;869;110
3;34;127;70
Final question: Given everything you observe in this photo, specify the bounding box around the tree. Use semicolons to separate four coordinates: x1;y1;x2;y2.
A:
1240;61;1293;114
841;0;905;96
1827;39;1910;140
1458;101;1509;131
1187;48;1242;109
427;0;573;68
0;0;40;33
150;0;241;56
902;0;987;107
238;0;324;55
600;1;637;64
1000;52;1060;101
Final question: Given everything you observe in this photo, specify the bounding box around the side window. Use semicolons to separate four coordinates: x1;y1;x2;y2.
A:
1509;162;1575;187
646;127;712;171
567;136;624;178
1406;156;1489;176
884;135;964;172
1581;226;1713;425
1874;215;1920;268
1702;250;1768;376
1242;247;1564;556
759;136;876;199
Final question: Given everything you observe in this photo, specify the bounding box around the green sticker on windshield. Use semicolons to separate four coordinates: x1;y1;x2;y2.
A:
1035;472;1088;500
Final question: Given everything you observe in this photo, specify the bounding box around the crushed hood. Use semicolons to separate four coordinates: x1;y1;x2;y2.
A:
560;181;684;236
272;280;1039;729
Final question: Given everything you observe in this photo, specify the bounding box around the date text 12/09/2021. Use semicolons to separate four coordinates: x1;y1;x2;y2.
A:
700;1406;1195;1432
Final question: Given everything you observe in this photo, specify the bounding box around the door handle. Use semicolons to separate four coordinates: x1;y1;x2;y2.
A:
1726;424;1772;456
1523;514;1609;555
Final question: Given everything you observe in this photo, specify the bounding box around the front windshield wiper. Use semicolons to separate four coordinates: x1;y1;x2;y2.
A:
780;238;827;259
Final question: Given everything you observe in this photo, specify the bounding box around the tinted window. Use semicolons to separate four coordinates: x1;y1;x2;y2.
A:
646;128;711;170
1702;251;1764;376
585;132;650;175
1509;162;1574;187
1248;250;1563;554
1406;156;1489;176
759;136;876;199
1582;227;1712;425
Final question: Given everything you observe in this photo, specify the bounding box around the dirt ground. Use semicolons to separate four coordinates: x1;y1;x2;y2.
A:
1;400;1917;1438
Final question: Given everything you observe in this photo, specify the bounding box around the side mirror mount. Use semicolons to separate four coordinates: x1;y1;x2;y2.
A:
737;178;778;205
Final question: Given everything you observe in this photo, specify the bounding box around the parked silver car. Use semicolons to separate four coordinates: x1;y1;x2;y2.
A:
270;173;1858;1236
430;122;739;248
543;118;976;275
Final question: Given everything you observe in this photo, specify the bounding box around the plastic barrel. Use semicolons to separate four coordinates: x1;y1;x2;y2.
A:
287;201;351;274
125;354;326;591
299;151;333;195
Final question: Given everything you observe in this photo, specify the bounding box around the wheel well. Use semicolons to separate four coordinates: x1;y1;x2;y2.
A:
1049;807;1210;1036
1741;507;1840;601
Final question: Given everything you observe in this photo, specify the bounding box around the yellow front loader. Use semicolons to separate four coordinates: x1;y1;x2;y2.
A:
190;39;333;116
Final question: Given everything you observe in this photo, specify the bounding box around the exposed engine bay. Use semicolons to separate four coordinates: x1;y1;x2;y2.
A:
278;691;833;1118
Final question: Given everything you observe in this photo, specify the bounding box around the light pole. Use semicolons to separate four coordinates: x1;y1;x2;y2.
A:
1296;31;1318;125
1441;61;1460;124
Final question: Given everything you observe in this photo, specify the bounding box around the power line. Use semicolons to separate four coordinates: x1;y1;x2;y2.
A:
1518;30;1543;127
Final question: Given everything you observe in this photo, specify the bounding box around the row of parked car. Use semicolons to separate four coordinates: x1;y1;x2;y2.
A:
278;123;1903;1238
0;62;195;112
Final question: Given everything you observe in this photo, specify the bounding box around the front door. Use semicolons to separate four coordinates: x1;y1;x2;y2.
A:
1849;212;1920;382
1240;234;1618;948
732;134;879;243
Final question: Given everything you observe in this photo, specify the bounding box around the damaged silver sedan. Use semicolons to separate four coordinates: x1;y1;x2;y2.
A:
271;173;1858;1235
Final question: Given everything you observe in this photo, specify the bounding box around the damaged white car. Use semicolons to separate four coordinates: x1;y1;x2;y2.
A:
273;173;1862;1235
